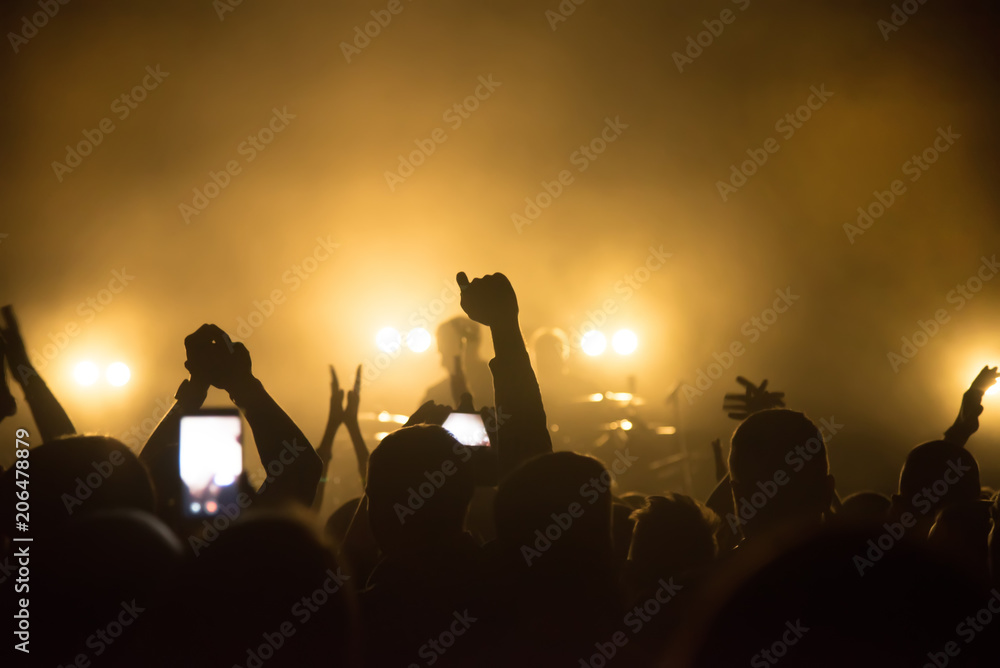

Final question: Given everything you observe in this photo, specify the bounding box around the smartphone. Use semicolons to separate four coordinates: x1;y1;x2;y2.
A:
179;408;243;517
442;412;491;447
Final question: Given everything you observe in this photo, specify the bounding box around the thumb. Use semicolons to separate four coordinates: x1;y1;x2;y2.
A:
457;272;470;289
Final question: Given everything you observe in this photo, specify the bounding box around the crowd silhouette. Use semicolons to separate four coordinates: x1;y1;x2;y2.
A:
2;272;999;667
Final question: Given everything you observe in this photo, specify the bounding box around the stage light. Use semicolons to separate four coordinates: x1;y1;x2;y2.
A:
74;361;99;386
377;410;391;422
620;419;633;431
987;380;999;396
581;330;606;356
106;362;131;386
205;501;218;513
375;327;402;354
588;393;604;402
406;328;432;352
612;329;638;355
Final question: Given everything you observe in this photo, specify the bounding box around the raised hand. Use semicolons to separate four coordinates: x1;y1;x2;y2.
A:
327;365;346;427
403;399;452;428
183;324;253;394
456;272;518;328
344;364;361;429
969;365;999;395
0;305;74;439
945;365;999;444
723;376;786;420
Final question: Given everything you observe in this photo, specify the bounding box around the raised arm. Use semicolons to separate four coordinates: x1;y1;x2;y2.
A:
944;365;998;447
197;326;322;507
457;272;551;479
314;364;368;512
343;365;369;485
1;305;75;442
314;364;346;512
144;324;321;509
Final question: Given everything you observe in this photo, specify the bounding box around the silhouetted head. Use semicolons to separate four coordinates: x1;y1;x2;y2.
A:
160;511;356;667
32;509;184;665
891;441;980;538
672;525;988;668
528;327;570;378
494;452;614;572
0;434;154;538
728;410;835;540
365;425;475;553
838;491;891;525
629;493;719;582
436;316;481;363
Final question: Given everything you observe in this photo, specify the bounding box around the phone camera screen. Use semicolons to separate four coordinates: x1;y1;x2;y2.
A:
180;413;243;516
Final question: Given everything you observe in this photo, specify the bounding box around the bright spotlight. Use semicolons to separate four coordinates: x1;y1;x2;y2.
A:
987;381;999;396
375;327;402;354
406;328;432;353
612;329;638;355
580;331;607;356
106;362;131;386
620;419;633;431
74;361;100;386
